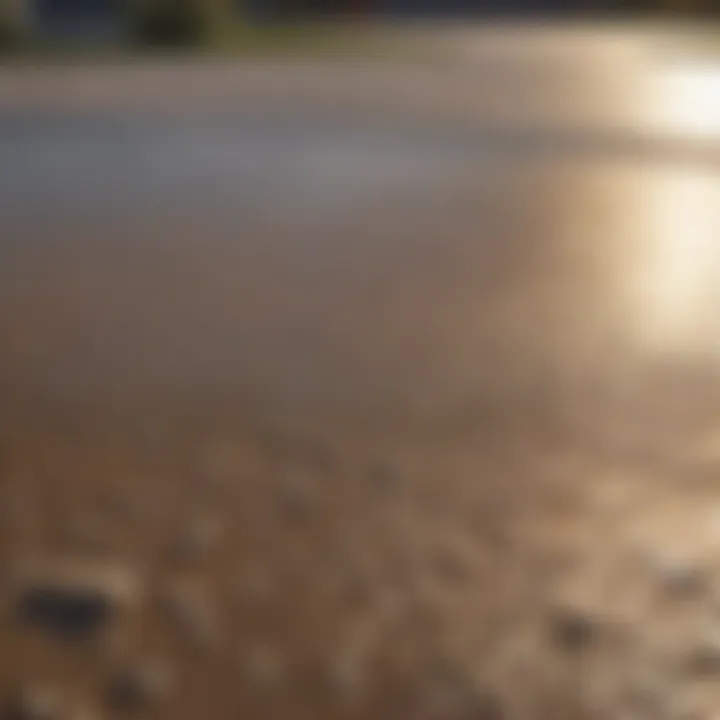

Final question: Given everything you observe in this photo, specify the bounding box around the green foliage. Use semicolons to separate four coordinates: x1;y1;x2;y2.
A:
125;0;236;48
0;0;24;52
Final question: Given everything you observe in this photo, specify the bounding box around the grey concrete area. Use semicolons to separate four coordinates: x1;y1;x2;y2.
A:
0;31;719;420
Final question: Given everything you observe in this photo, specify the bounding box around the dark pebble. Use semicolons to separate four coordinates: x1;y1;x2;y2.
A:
106;659;174;712
14;562;139;641
549;606;598;652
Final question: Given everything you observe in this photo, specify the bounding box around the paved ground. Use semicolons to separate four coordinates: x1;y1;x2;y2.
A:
2;25;720;720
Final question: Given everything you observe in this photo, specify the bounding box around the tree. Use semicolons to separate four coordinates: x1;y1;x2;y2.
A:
124;0;237;47
0;0;31;49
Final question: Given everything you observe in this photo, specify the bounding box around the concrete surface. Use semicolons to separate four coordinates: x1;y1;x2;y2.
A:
1;25;720;720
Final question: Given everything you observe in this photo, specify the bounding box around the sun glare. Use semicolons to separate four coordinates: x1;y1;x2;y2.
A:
655;63;720;139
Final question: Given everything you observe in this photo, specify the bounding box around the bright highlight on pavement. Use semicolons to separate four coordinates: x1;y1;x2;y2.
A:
658;62;720;139
629;170;720;355
626;60;720;354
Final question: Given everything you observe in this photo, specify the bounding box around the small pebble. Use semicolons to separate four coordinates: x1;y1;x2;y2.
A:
649;554;706;597
430;546;468;584
70;702;101;720
175;515;224;561
326;650;366;700
687;632;720;676
106;658;174;711
366;463;399;495
549;605;598;652
161;581;220;651
236;565;274;602
5;685;61;720
276;475;316;522
241;644;284;687
474;692;506;720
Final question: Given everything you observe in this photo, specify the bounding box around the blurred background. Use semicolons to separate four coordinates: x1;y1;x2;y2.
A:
0;0;719;51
